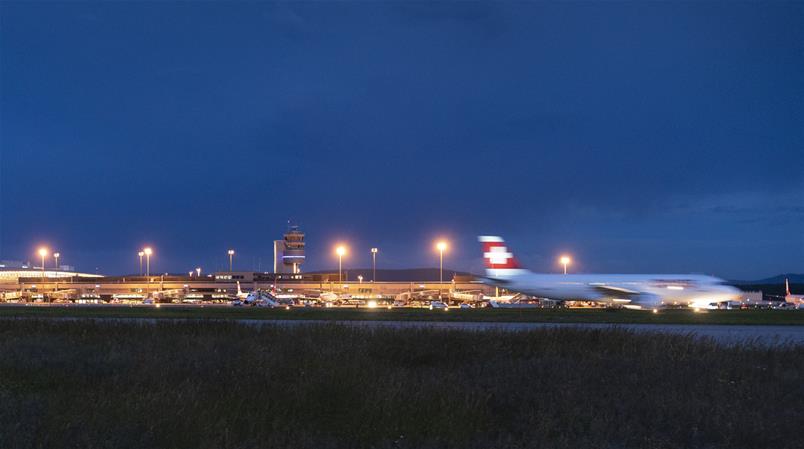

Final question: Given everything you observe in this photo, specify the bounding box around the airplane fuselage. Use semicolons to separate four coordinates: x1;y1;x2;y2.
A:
486;271;741;309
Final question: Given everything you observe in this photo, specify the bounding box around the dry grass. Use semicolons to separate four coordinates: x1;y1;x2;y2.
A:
0;320;801;449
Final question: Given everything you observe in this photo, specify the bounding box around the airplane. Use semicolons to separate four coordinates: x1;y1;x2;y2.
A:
235;281;250;300
478;236;741;310
319;291;352;302
237;288;281;308
785;278;804;306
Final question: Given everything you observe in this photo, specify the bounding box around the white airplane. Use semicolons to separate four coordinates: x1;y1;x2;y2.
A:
319;291;352;302
478;236;741;310
235;281;250;300
242;290;281;308
785;278;804;306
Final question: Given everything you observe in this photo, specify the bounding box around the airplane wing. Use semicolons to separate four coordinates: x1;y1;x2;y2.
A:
592;285;663;308
592;285;640;297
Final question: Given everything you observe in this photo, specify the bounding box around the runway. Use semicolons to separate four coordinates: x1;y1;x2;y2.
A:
4;315;801;346
241;320;804;346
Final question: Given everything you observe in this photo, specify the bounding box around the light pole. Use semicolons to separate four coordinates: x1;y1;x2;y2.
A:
358;275;363;284
143;247;153;299
53;252;61;293
335;245;346;283
436;241;448;299
560;255;571;275
143;247;153;277
196;267;201;278
436;241;448;283
371;248;378;282
228;249;235;272
38;247;48;283
138;251;144;275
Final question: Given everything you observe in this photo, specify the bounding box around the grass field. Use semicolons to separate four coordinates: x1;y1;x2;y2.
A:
0;304;803;325
0;320;801;448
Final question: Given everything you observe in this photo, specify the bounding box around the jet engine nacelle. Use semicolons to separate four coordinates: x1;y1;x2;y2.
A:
630;293;662;309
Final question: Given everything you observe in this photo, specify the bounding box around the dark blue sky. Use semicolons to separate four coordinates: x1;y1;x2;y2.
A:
1;2;802;279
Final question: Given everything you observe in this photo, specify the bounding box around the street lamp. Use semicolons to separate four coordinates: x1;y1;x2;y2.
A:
435;241;448;283
196;267;201;278
335;245;347;283
358;275;363;284
143;247;153;277
371;248;378;282
53;252;61;293
228;249;235;272
138;251;145;275
560;255;571;275
38;247;48;282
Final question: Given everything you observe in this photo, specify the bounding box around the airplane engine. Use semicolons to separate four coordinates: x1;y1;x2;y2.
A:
631;293;662;309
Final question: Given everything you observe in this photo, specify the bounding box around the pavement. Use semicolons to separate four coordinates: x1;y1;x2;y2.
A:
2;315;801;346
243;320;804;346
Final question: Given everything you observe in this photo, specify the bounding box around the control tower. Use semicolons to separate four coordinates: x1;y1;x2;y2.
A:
273;225;305;274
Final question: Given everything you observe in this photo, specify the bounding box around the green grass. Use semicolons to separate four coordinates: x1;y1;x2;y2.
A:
0;305;803;325
0;320;801;448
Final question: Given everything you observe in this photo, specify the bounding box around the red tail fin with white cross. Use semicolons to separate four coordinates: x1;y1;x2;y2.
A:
478;236;522;269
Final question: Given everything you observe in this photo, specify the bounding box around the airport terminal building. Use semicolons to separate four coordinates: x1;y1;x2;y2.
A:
0;269;490;303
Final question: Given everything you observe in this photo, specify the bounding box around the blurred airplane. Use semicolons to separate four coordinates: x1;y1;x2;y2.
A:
478;236;740;310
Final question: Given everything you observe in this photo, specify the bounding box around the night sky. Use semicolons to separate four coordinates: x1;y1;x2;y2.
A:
1;2;802;279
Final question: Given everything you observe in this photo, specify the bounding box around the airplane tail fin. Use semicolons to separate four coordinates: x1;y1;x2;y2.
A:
478;236;528;279
237;281;242;295
786;278;791;296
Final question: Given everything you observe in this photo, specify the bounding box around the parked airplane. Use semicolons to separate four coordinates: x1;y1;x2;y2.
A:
319;291;352;302
235;281;249;300
241;290;281;308
478;236;740;310
785;278;804;306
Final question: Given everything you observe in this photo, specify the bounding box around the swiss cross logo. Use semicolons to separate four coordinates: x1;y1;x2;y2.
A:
479;237;521;269
485;246;513;265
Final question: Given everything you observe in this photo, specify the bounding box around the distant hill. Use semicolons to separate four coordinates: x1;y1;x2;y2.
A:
307;268;475;282
731;273;804;285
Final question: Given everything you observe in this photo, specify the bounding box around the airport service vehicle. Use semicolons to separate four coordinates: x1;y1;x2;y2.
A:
774;302;798;310
478;236;741;310
429;301;449;310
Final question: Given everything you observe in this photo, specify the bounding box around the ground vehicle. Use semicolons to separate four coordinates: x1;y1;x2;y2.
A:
429;301;448;310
